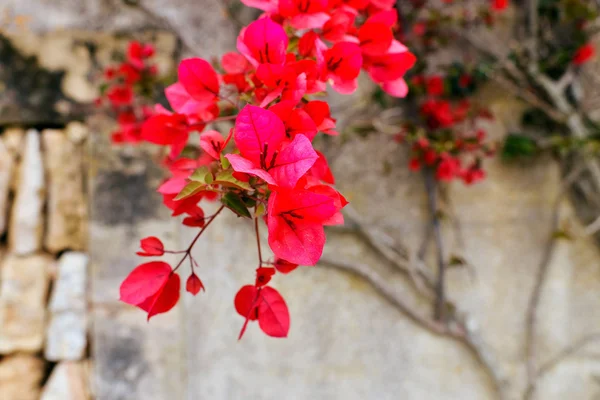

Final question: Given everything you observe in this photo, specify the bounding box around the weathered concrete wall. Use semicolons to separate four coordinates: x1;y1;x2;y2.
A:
2;1;600;400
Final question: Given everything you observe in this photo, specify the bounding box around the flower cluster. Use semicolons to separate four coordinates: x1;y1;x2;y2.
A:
96;41;159;144
119;0;416;338
397;72;494;184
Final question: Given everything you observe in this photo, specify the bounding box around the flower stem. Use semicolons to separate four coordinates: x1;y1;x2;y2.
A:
172;205;225;272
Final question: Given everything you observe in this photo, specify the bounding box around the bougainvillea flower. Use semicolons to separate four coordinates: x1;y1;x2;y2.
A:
237;18;289;67
573;43;595;66
230;105;286;164
235;285;290;339
304;183;348;225
118;63;142;84
321;9;357;42
165;83;219;123
267;187;338;265
321;42;363;94
141;113;190;146
328;0;369;10
178;58;220;103
462;166;486;185
136;237;165;257
425;75;445;96
107;85;134;106
302;100;338;135
279;0;331;29
120;261;180;320
182;206;206;227
127;41;155;69
363;40;416;97
221;52;253;92
491;0;508;11
420;99;454;129
255;267;276;287
226;105;318;187
227;134;317;187
436;155;461;181
358;21;393;56
199;130;225;159
269;101;318;141
308;150;335;184
274;258;299;273
186;273;204;295
256;65;308;106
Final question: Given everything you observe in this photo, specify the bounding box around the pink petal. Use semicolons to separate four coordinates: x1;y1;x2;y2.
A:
225;154;276;185
269;134;318;188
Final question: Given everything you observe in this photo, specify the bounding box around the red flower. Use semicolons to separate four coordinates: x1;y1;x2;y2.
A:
279;0;330;29
136;237;165;257
436;155;461;181
319;42;363;94
573;43;595;66
267;187;339;265
186;273;204;295
107;85;133;106
178;58;220;104
425;75;445;96
491;0;508;11
255;267;276;287
363;40;416;97
237;18;289;67
120;262;180;320
225;105;318;188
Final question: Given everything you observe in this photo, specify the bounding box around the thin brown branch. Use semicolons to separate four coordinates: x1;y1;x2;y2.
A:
528;0;539;66
424;169;446;321
524;199;561;388
319;256;447;335
523;163;584;396
524;333;600;399
319;256;509;399
538;333;600;378
339;206;436;291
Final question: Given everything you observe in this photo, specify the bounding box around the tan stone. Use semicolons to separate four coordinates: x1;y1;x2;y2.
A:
0;354;44;400
41;361;91;400
0;253;52;353
42;129;87;254
2;127;25;192
9;129;45;255
2;127;26;157
46;252;89;361
66;121;89;144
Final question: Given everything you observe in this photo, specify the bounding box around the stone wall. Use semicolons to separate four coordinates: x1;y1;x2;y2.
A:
0;124;90;399
1;1;600;400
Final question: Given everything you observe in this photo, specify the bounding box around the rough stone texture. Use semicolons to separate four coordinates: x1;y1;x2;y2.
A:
8;129;45;255
46;252;89;361
41;361;91;400
0;253;52;353
42;127;88;253
0;138;12;235
0;354;44;400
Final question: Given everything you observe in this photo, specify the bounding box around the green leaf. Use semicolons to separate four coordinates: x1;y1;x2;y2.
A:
255;202;266;218
220;153;231;169
190;166;211;184
214;170;251;190
502;134;539;160
221;192;252;218
174;181;205;201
